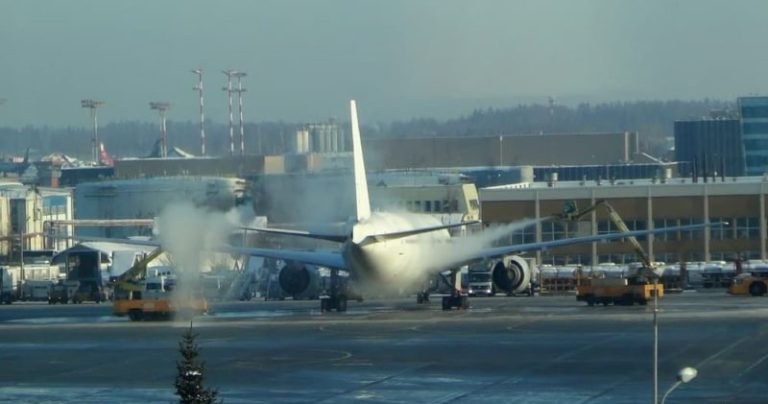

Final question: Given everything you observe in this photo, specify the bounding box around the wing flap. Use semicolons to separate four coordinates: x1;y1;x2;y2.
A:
239;226;347;243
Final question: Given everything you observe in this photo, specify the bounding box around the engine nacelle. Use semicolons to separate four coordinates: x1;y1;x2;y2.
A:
278;263;320;298
491;255;532;294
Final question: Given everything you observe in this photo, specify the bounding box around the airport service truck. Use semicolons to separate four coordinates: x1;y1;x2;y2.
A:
577;277;663;306
111;248;208;321
559;200;665;306
48;280;80;304
467;261;495;297
0;268;15;304
113;275;209;321
21;280;54;302
728;272;768;296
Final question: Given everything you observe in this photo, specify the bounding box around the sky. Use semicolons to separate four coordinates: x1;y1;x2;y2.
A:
1;0;768;128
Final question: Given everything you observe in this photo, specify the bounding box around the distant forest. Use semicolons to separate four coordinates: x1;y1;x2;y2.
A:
0;99;733;161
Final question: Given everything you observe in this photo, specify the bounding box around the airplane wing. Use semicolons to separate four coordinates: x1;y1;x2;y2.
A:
70;236;347;269
359;220;480;245
472;222;721;261
242;220;480;246
219;245;345;269
238;226;348;243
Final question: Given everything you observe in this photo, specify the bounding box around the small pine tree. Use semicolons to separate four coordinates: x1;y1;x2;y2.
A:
175;322;220;404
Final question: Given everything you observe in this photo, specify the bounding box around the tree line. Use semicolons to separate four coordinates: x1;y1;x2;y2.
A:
0;99;732;160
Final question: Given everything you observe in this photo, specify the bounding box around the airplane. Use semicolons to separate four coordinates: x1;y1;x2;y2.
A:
218;100;719;311
78;100;719;312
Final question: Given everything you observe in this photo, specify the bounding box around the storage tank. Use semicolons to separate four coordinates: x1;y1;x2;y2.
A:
293;130;310;154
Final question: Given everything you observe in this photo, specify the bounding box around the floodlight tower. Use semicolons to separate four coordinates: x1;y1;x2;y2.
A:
232;71;247;156
81;99;105;163
222;69;238;156
149;102;171;158
192;68;206;156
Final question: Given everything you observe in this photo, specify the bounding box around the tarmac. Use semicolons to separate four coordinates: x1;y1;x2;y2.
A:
1;292;767;403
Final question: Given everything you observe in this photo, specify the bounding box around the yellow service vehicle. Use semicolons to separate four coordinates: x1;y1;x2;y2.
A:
728;273;768;296
559;200;665;306
577;277;663;306
113;276;209;321
111;248;209;321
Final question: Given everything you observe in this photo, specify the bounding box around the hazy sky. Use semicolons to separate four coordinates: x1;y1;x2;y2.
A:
2;0;768;128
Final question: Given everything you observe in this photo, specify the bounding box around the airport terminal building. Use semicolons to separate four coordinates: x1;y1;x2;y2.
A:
480;176;768;266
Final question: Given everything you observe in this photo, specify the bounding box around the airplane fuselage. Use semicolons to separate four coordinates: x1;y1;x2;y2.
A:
343;211;451;289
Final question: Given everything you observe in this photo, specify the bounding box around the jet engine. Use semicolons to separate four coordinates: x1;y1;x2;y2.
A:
278;262;320;299
491;255;532;294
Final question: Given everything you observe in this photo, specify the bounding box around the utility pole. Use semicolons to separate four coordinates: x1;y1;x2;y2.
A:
149;102;171;158
192;69;206;156
232;71;247;156
222;70;238;156
81;99;105;163
653;282;659;404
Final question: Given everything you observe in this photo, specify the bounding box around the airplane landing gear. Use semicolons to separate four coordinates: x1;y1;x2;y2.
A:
320;294;347;312
441;293;469;310
440;269;469;310
416;291;430;304
320;268;348;312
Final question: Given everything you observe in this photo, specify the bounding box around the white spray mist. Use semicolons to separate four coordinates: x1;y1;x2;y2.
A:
156;201;239;306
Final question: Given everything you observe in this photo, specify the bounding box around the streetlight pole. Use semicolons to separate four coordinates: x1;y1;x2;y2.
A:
232;71;247;157
222;69;238;157
19;225;24;286
149;102;171;158
499;135;503;166
81;99;105;163
192;69;206;156
661;367;698;404
653;278;659;404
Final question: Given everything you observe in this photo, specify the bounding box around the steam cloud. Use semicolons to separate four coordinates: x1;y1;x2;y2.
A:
357;215;545;295
155;201;255;306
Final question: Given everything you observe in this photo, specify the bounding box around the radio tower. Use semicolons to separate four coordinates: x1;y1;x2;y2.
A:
192;69;206;156
222;69;238;156
149;102;171;158
232;71;247;156
81;99;105;163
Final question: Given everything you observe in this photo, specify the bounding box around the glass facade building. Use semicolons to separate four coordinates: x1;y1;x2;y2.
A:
674;119;744;178
739;96;768;176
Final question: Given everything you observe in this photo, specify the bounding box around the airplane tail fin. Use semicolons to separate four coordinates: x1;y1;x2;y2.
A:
99;142;114;166
351;100;371;221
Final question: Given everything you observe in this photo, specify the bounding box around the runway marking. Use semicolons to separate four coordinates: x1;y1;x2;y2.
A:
735;351;768;380
444;334;628;403
505;318;537;331
581;340;702;403
313;363;434;403
267;349;352;365
695;335;751;368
